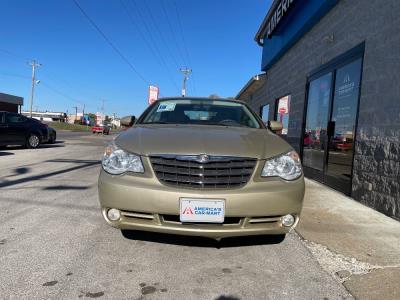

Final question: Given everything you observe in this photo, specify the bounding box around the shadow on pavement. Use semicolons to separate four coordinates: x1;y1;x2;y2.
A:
121;230;286;248
43;185;89;190
38;142;65;149
0;159;100;188
215;296;240;300
6;167;31;178
0;152;14;156
4;142;65;150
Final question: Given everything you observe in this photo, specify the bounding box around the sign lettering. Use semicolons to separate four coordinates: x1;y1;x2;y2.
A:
266;0;296;39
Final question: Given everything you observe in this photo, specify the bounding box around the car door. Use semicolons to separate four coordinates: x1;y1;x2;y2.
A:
0;112;7;145
4;112;29;145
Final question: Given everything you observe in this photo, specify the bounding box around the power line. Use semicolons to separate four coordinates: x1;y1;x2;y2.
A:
160;0;187;66
0;70;91;110
0;47;102;104
129;0;180;92
72;0;149;85
0;71;30;80
119;0;178;91
0;48;30;61
173;1;192;69
40;82;83;105
173;1;197;95
141;0;181;70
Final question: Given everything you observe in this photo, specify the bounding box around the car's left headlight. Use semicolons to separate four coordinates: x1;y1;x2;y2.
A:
102;142;144;175
261;150;302;180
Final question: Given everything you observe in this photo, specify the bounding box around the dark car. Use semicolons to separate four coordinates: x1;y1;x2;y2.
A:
0;111;49;148
47;127;57;144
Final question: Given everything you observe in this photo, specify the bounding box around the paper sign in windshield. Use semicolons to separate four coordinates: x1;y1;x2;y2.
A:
157;102;176;112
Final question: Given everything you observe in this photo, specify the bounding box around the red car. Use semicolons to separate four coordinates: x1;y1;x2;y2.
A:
332;136;353;151
92;125;110;135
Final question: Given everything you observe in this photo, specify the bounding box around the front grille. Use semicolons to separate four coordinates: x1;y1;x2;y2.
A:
150;155;257;189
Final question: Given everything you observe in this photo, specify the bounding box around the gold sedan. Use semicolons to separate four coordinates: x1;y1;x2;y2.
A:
98;98;304;240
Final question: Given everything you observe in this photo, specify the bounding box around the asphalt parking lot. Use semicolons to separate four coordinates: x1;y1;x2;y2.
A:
0;131;351;299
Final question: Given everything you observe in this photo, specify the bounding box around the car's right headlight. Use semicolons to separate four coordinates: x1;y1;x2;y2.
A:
102;142;144;175
261;150;302;180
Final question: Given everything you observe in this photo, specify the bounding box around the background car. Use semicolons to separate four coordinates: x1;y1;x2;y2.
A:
0;111;49;148
92;124;110;135
47;127;57;144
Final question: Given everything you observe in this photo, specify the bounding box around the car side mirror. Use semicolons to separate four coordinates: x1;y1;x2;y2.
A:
267;120;283;133
120;115;136;127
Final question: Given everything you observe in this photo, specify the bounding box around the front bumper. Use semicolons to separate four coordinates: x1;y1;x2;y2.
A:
98;159;305;239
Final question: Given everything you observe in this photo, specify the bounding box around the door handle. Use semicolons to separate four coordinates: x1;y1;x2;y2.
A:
327;121;335;137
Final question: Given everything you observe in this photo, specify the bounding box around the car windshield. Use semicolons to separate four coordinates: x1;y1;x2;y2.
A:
140;99;261;129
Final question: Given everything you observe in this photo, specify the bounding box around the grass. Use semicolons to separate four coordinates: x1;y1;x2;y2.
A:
47;122;91;132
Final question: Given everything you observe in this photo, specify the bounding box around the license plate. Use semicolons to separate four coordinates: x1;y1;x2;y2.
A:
180;198;225;223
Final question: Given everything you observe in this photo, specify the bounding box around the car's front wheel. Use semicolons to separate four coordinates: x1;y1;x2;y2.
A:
26;133;40;149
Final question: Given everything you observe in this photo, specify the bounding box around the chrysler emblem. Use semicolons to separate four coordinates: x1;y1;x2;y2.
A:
198;154;209;163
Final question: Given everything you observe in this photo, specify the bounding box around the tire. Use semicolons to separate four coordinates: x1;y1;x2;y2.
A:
49;133;56;144
121;229;135;239
26;133;40;149
273;234;286;243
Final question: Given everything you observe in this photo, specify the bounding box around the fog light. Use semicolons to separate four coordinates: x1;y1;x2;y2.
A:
107;208;121;221
281;214;295;227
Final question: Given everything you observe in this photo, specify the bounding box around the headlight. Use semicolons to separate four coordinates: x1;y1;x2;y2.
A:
102;142;144;175
261;150;302;180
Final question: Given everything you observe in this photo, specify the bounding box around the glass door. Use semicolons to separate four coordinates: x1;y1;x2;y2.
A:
302;73;332;179
302;57;362;195
325;58;362;193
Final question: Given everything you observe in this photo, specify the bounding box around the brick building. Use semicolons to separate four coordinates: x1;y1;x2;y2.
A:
0;92;23;113
239;0;400;220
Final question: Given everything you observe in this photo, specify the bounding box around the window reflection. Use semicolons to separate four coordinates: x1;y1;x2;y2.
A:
327;58;362;179
303;73;332;171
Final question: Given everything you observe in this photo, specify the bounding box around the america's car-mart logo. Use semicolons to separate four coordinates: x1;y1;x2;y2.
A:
182;207;194;215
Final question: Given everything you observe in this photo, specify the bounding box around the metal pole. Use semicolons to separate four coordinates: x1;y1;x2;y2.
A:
29;60;41;118
101;99;105;124
73;106;78;123
179;67;192;97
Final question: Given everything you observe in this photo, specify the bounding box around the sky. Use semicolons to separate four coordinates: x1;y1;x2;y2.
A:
0;0;271;118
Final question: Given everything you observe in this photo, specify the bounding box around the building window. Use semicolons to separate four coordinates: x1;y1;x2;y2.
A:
260;104;270;122
275;95;290;135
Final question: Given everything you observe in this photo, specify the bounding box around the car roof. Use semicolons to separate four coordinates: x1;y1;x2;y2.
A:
156;97;247;105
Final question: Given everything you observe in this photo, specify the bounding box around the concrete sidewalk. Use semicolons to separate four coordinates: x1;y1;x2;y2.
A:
297;179;400;299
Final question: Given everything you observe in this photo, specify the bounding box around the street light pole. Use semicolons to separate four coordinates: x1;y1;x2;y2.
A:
28;60;41;118
179;67;192;97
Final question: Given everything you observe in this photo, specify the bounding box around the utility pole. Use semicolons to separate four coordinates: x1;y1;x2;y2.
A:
82;104;86;127
73;106;78;123
100;99;106;124
28;60;41;118
179;67;192;97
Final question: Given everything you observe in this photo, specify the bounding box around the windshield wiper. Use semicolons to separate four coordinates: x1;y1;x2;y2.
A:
207;122;249;128
142;121;170;124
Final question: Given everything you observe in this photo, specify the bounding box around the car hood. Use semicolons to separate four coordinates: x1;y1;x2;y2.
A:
115;125;292;159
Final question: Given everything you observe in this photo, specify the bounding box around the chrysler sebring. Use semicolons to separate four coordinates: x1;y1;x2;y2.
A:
98;98;304;240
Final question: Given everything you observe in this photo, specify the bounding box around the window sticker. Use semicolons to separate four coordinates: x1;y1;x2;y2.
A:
156;102;176;112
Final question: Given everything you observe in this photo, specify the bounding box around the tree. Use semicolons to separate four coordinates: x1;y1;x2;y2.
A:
208;94;220;99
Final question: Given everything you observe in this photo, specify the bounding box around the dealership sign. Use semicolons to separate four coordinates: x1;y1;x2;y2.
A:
278;95;290;115
148;85;159;105
266;0;296;39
